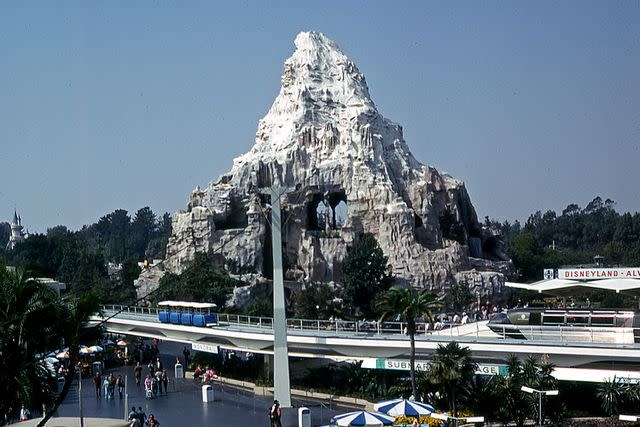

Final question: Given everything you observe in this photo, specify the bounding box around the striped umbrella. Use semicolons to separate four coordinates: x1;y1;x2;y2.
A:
374;399;435;417
116;340;128;347
88;345;104;353
331;410;396;427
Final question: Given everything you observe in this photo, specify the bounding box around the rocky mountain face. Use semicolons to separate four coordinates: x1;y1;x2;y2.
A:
139;32;511;303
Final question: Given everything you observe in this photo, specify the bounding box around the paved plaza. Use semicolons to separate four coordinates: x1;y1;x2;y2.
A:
53;343;353;426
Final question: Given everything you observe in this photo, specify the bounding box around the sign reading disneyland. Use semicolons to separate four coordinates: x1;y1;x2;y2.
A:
558;268;640;281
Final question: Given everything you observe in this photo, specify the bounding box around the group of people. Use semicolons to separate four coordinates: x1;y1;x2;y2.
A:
92;372;125;399
144;371;169;398
193;364;217;383
138;357;169;398
128;406;159;427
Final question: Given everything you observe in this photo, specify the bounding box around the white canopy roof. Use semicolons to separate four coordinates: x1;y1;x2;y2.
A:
157;301;217;309
506;278;640;296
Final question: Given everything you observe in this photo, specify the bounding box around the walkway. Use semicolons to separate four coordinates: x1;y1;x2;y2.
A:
53;342;355;426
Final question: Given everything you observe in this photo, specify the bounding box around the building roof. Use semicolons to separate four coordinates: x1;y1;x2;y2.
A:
506;277;640;297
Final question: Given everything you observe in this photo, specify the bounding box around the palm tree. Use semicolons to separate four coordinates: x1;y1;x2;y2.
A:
0;264;100;425
37;293;101;427
426;342;476;417
0;268;62;421
596;376;625;416
376;287;441;398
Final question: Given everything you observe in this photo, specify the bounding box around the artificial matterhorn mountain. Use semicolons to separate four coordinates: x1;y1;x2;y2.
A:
138;32;511;303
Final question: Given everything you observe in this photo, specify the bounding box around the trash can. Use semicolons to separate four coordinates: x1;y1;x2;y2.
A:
92;361;103;376
174;363;184;379
57;377;66;393
298;407;311;427
201;384;214;402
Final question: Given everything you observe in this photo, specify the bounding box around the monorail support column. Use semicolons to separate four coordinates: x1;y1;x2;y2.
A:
265;186;293;407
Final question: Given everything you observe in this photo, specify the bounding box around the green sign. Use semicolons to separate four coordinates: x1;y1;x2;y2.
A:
372;359;508;376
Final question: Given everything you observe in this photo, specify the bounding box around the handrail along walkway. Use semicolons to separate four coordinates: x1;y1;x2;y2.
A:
98;305;640;344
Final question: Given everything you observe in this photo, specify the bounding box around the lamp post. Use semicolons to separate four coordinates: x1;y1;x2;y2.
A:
521;386;559;426
78;363;84;427
431;412;484;427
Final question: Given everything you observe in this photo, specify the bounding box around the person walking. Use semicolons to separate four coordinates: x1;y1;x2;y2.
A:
128;407;141;427
146;414;160;427
108;373;116;399
161;370;168;394
268;400;282;427
154;370;162;395
182;346;190;367
19;406;30;421
144;374;153;399
137;407;146;425
93;372;102;398
155;357;163;373
134;362;142;387
117;375;125;399
102;375;110;399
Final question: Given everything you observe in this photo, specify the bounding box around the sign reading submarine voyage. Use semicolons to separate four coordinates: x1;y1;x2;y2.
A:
361;359;509;376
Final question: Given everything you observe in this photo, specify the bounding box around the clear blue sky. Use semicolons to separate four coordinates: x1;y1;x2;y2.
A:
1;1;639;232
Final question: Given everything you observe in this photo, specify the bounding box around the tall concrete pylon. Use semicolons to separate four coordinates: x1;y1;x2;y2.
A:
262;186;293;407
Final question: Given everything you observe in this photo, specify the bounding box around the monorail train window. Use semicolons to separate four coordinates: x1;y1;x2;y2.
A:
566;316;589;325
542;315;564;325
591;316;614;326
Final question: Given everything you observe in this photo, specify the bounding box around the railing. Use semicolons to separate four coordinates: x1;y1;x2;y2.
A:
489;323;637;344
100;304;159;321
98;305;640;345
99;305;474;335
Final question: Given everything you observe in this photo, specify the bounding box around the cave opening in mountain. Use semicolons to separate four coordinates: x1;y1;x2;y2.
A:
327;191;347;229
306;193;324;231
214;199;249;230
316;201;330;231
413;212;431;247
306;191;347;232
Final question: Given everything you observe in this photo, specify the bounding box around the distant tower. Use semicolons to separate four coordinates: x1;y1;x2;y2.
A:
7;209;27;250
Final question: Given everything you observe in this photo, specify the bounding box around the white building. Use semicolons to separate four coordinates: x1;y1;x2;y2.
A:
6;210;28;250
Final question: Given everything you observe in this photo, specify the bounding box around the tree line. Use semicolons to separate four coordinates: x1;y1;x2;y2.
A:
487;196;640;282
0;207;172;302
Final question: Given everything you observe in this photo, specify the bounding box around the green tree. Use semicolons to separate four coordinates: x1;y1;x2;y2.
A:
244;297;273;317
0;268;61;419
293;283;340;319
95;209;131;262
376;287;441;398
0;264;100;424
495;355;563;426
596;377;625;416
425;342;476;417
341;233;393;318
151;252;238;307
130;207;157;260
508;233;545;282
445;282;473;313
39;292;101;427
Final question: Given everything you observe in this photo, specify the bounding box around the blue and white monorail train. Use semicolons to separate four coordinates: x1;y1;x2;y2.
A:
157;301;218;327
